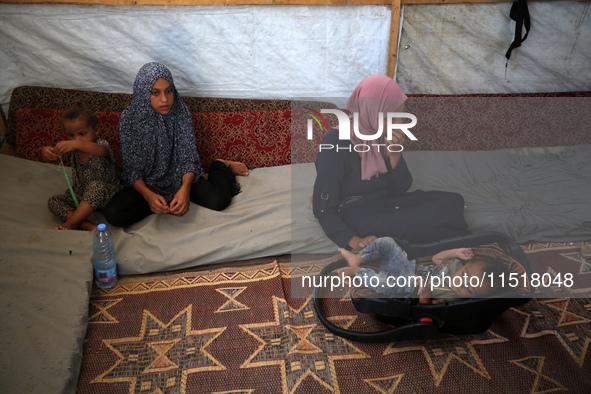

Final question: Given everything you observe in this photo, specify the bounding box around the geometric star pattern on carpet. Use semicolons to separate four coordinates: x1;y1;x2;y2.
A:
384;330;509;386
93;263;280;296
215;287;249;313
531;269;588;300
363;374;404;393
89;298;122;323
510;356;568;393
514;296;591;367
91;305;226;393
560;252;591;275
239;296;369;393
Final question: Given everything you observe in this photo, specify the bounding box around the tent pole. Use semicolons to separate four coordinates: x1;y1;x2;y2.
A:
387;0;402;79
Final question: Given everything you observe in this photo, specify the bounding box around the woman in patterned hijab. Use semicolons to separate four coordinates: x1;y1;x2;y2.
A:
104;62;246;227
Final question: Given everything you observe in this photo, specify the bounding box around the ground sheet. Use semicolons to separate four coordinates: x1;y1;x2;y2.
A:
77;243;591;393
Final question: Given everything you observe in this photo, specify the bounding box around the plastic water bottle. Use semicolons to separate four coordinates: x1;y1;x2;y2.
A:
92;223;117;289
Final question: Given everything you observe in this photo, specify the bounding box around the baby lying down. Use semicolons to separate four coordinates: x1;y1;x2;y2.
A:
338;237;509;304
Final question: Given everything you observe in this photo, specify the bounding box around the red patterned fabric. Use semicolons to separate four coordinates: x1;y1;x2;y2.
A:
7;87;131;147
76;244;591;394
289;95;591;162
95;112;122;169
16;108;65;163
16;108;122;169
11;88;591;171
402;96;591;151
15;107;295;172
290;108;338;164
192;109;292;172
6;85;332;147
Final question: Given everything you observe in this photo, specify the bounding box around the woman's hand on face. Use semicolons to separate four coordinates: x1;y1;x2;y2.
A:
146;193;170;215
385;128;405;168
386;128;406;146
170;189;190;216
348;235;377;253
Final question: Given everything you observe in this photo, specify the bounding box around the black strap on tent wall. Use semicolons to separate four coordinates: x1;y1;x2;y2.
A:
505;0;531;72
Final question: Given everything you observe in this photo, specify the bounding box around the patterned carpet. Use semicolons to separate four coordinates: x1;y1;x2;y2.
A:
77;243;591;393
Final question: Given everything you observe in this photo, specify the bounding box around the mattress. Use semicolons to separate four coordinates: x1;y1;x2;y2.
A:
2;146;591;276
0;222;92;393
404;145;591;243
1;144;590;392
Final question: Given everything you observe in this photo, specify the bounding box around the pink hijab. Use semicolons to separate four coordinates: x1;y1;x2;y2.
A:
347;75;407;181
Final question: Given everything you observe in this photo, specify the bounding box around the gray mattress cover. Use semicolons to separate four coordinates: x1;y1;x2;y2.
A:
1;144;590;392
2;146;591;273
0;215;92;391
404;145;591;243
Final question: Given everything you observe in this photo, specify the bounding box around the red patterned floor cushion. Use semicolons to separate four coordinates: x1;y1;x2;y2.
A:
17;96;588;172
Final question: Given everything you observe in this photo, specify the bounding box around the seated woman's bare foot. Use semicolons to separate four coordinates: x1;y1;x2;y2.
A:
217;159;249;176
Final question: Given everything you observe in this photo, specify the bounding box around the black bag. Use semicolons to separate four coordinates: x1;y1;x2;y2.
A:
313;232;533;343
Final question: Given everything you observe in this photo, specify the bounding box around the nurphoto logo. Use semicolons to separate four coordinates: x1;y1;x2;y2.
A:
305;108;418;152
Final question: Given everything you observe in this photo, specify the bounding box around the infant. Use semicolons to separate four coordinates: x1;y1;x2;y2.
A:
339;237;508;303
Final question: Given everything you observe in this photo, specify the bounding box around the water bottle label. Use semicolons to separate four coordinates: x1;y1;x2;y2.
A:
95;266;117;284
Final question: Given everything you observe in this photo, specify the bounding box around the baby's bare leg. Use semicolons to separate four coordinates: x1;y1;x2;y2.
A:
338;248;363;267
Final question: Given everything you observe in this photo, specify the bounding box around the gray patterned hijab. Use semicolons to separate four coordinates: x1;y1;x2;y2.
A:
119;62;203;201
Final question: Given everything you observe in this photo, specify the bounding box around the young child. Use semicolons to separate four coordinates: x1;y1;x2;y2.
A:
41;102;122;231
338;237;508;304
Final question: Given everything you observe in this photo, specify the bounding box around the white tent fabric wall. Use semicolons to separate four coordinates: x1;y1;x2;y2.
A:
0;2;589;119
0;4;391;111
397;2;591;94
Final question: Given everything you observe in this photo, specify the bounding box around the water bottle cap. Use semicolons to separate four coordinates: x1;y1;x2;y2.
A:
97;223;107;231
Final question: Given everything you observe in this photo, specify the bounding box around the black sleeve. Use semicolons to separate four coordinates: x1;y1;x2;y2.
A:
312;131;357;248
386;154;413;197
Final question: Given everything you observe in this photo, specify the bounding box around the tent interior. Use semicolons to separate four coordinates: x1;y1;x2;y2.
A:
0;1;590;393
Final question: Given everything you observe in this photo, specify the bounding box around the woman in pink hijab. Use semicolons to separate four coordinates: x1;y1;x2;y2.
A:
313;75;468;252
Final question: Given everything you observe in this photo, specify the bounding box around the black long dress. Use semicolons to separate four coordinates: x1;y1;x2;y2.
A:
313;129;468;247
